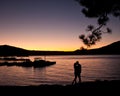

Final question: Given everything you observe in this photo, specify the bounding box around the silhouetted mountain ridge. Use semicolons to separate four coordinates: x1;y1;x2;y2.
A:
0;45;29;56
0;41;120;56
0;45;69;56
99;41;120;50
75;41;120;55
91;41;120;54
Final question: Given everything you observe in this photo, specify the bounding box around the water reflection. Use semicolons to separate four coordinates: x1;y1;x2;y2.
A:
0;55;120;86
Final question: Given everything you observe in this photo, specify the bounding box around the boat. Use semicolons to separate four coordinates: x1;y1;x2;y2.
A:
0;57;56;68
31;57;56;67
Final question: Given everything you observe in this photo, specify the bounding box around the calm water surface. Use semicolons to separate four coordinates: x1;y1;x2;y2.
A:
0;55;120;86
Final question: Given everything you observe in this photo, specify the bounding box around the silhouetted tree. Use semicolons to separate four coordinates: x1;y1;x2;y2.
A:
80;46;86;50
76;0;120;48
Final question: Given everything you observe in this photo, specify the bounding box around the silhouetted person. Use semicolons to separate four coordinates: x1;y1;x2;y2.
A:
72;61;81;85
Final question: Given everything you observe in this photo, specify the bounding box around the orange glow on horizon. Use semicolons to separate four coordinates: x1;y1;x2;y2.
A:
1;38;117;51
15;42;108;51
0;0;120;53
22;46;79;51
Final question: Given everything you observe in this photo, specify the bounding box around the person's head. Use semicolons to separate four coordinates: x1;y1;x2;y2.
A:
76;61;79;64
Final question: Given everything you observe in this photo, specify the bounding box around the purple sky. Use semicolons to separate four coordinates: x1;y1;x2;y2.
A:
0;0;120;51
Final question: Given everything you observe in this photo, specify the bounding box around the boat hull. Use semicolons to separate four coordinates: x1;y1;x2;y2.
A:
0;61;56;68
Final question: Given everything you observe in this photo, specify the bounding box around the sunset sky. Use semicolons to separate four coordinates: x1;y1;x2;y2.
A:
0;0;120;51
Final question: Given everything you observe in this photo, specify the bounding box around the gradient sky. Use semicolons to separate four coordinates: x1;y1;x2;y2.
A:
0;0;120;51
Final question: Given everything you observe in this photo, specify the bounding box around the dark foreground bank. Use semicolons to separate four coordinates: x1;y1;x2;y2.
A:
0;80;120;95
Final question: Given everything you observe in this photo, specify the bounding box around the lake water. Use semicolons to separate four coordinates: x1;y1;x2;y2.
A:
0;55;120;86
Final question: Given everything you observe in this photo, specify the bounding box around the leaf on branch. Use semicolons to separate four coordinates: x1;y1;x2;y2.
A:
106;28;112;33
98;15;109;25
86;25;94;31
79;34;85;39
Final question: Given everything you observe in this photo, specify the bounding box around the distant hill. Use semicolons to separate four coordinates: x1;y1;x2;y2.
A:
0;41;120;56
96;41;120;54
75;41;120;55
99;41;120;50
0;45;29;56
89;41;120;54
0;45;70;56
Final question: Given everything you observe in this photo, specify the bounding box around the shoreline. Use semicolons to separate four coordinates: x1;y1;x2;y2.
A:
0;80;120;95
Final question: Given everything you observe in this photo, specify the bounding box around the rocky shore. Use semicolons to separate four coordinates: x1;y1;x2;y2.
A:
0;80;120;95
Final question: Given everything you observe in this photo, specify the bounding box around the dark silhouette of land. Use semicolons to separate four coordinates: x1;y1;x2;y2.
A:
0;41;120;95
0;80;120;95
0;41;120;56
75;40;120;55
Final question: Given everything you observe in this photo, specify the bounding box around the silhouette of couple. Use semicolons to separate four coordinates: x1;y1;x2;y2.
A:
72;61;82;85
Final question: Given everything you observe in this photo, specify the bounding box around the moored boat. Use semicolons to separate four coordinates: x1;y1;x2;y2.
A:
0;57;56;68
